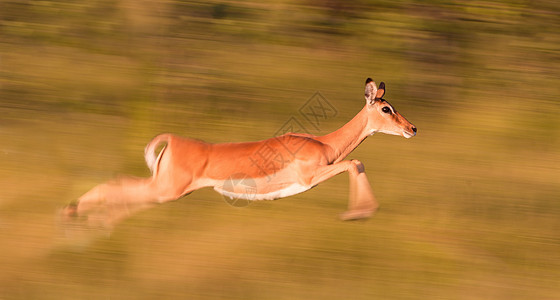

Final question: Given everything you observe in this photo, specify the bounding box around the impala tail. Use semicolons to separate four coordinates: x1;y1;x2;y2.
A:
60;135;171;235
144;134;171;175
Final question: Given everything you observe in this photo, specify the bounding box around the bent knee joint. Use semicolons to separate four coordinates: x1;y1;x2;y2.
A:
350;159;366;173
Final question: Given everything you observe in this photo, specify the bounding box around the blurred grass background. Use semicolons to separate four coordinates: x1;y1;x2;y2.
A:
1;0;559;299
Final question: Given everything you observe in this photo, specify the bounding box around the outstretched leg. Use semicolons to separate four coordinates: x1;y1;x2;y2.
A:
308;160;378;220
62;138;198;231
62;176;160;230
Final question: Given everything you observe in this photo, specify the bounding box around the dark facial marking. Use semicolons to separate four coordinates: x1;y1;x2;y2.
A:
379;99;397;114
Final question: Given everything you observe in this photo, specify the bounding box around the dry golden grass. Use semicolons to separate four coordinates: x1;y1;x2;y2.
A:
1;1;559;299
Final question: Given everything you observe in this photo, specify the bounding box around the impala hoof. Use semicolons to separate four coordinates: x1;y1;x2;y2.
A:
60;204;79;219
340;209;374;221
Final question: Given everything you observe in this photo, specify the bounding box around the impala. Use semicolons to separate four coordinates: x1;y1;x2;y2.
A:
65;78;416;228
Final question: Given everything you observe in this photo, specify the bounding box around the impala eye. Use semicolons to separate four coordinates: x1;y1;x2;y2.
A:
382;106;392;114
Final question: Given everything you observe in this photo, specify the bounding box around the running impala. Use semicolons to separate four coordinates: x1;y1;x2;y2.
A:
65;78;416;228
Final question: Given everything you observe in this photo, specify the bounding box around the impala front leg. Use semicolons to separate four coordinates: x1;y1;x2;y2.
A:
342;160;378;220
309;160;378;220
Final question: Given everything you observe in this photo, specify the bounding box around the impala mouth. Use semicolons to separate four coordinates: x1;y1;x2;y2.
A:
403;130;416;139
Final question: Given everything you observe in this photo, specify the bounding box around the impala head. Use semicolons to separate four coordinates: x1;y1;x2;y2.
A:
364;78;417;138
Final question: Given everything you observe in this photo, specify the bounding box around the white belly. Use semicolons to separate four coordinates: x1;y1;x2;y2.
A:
212;176;311;201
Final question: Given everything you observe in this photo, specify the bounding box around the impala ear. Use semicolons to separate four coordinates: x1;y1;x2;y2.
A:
375;82;385;99
365;78;377;105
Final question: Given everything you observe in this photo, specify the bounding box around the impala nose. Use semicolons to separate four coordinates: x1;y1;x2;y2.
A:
412;126;417;133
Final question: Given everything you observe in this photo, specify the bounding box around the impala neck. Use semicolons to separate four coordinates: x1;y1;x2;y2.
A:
317;105;371;163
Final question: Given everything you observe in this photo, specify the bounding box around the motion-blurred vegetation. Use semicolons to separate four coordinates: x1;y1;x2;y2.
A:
1;0;559;299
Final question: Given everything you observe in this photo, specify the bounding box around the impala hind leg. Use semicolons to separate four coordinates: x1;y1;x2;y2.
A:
309;160;378;220
62;177;159;230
